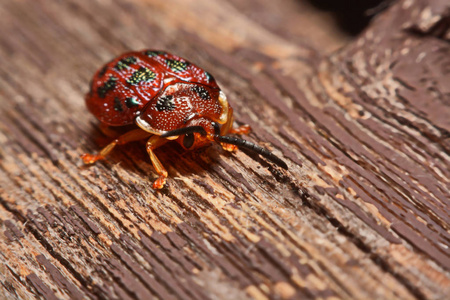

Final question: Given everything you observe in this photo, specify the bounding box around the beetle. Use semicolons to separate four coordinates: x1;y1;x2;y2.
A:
82;50;287;189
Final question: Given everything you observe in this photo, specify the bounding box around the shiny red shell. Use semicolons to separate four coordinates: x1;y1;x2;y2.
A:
86;50;222;129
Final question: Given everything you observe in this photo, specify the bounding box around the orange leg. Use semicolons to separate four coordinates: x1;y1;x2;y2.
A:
229;124;251;135
82;128;152;164
220;107;234;136
220;107;252;151
146;136;169;189
220;107;252;135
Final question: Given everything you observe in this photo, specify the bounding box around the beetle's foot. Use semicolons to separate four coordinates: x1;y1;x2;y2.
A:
230;124;251;135
81;153;104;164
221;143;238;152
152;176;167;189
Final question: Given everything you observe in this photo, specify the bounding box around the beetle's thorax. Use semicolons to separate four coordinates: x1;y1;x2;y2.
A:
135;81;228;136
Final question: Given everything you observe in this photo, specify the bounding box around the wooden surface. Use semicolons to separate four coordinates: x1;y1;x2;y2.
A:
1;0;449;299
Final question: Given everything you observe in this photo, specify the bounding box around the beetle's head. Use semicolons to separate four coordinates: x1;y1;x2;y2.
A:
178;117;219;150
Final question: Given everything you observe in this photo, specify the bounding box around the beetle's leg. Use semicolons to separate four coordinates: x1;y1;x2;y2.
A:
146;136;169;189
220;107;251;136
220;107;234;136
82;129;151;164
220;107;252;151
229;124;251;135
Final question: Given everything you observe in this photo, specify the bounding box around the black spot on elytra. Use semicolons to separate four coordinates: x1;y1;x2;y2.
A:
191;85;210;100
204;71;214;82
114;97;123;112
125;97;141;108
155;95;175;111
166;59;188;72
144;50;166;57
97;76;117;98
114;56;137;70
127;67;156;85
98;65;108;77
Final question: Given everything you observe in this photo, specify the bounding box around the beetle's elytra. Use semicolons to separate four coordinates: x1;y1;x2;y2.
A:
82;50;287;189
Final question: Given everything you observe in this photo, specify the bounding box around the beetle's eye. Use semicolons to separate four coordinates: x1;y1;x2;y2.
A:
183;133;195;149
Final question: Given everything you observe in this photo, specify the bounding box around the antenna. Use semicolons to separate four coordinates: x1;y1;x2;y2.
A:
215;135;288;170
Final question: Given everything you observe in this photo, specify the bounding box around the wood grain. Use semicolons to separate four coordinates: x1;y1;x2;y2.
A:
0;0;449;299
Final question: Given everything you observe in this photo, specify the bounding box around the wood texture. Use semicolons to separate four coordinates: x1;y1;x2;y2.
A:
0;0;449;299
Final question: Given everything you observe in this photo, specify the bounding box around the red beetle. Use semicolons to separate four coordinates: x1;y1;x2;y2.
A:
82;50;287;189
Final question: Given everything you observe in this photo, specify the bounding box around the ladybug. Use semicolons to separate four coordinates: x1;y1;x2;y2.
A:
82;50;288;189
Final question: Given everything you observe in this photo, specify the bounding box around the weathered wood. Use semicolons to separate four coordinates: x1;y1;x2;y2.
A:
0;0;448;299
